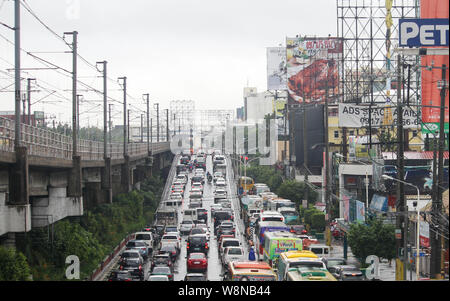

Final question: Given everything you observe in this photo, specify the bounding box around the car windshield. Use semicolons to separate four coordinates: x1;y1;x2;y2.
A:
182;221;193;225
153;267;170;274
135;234;151;240
342;267;360;272
227;248;243;255
165;227;177;232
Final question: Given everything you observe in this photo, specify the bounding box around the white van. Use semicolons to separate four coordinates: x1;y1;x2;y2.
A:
307;244;331;259
183;209;197;222
161;200;179;208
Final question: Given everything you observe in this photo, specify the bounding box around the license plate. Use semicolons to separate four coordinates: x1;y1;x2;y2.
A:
194;262;201;265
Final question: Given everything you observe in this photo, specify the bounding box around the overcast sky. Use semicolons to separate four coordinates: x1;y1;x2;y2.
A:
0;0;337;126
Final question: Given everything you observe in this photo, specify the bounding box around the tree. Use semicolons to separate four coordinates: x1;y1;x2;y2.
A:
0;246;32;281
276;180;318;205
347;218;396;266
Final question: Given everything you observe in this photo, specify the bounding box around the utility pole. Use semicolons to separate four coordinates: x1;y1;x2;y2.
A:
108;103;112;155
173;113;176;137
324;63;330;224
76;95;82;133
395;54;406;281
14;0;21;146
96;61;107;159
166;109;169;142
27;78;35;126
155;103;160;142
64;31;78;156
303;91;309;203
141;114;144;143
127;109;130;144
22;93;26;124
143;94;150;155
431;64;447;279
118;77;127;156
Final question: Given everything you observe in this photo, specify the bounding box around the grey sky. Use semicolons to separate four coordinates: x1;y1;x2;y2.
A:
0;0;337;126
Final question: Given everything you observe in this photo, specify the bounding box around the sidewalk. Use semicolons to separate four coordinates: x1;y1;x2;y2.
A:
330;240;416;281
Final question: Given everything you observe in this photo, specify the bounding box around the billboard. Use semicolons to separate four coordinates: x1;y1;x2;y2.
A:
419;221;430;248
338;103;420;129
420;0;449;129
267;47;287;91
286;37;342;104
399;18;449;47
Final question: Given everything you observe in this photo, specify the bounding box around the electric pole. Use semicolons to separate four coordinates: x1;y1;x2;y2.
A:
141;114;144;143
395;54;406;281
127;109;130;143
27;78;35;126
109;103;112;155
155;103;160;142
96;61;107;159
64;31;78;156
166;109;169;142
118;77;127;156
14;0;21;146
143;93;150;155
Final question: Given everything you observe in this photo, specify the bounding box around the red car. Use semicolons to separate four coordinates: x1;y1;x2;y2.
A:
186;252;208;273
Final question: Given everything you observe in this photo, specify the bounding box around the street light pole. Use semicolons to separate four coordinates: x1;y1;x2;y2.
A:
383;174;420;280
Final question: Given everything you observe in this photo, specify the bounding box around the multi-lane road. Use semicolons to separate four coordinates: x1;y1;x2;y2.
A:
100;153;249;281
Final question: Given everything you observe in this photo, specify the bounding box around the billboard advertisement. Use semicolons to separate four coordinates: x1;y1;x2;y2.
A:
420;0;449;130
267;47;287;91
355;200;365;223
286;37;342;104
419;221;430;248
338;103;420;129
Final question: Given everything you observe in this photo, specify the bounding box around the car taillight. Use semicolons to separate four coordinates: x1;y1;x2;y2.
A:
139;265;142;270
119;266;123;270
125;279;131;282
187;243;189;249
205;242;208;249
168;274;172;278
142;248;146;250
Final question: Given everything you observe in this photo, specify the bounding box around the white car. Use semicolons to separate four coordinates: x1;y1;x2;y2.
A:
134;231;154;253
219;238;241;258
160;233;181;250
148;275;169;281
191;183;203;192
215;180;227;189
179;220;195;235
194;224;210;241
222;246;245;268
214;189;227;201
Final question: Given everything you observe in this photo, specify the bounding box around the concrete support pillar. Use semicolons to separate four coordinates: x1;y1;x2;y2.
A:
9;146;29;205
101;157;112;203
121;155;131;193
67;156;82;197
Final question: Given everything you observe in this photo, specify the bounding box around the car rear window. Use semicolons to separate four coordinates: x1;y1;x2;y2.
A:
189;253;205;259
223;240;240;248
163;235;177;240
122;252;139;258
227;248;243;255
153;267;170;273
190;237;206;244
190;228;204;235
215;212;231;220
136;234;151;240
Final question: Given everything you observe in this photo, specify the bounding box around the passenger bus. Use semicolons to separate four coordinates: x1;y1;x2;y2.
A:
276;250;326;281
277;207;300;224
254;221;290;257
263;231;303;267
286;266;337;281
267;199;296;211
239;176;254;193
223;261;277;281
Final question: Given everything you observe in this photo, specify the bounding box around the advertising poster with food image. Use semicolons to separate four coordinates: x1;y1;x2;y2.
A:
286;37;342;104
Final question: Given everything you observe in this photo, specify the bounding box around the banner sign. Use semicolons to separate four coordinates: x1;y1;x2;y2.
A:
419;221;430;247
355;201;365;223
338;103;420;128
421;122;449;134
267;47;287;91
399;18;449;47
286;37;342;104
420;0;449;125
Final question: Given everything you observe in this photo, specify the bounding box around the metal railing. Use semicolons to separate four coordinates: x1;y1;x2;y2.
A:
0;117;170;161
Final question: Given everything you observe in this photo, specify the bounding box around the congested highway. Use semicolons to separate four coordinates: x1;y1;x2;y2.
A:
104;150;250;281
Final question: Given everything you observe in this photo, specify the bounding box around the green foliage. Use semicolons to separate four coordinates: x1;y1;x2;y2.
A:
311;212;325;231
243;164;284;192
21;172;163;281
0;246;32;281
347;218;396;266
276;180;318;205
